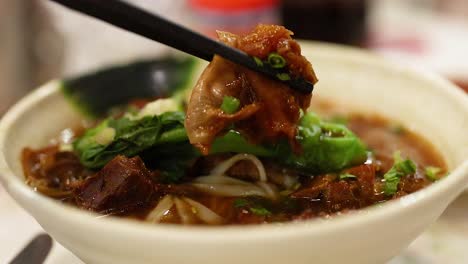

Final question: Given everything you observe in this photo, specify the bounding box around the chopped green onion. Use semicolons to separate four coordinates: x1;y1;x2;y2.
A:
395;160;417;175
383;151;417;195
253;57;263;67
249;206;272;216
339;173;357;180
268;53;286;69
425;166;442;181
220;96;240;114
233;199;271;216
276;73;291;81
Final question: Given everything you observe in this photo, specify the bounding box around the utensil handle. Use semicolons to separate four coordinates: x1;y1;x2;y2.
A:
49;0;314;93
9;234;52;264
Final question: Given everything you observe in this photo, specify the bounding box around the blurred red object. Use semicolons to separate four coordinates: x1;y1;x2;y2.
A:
188;0;280;37
190;0;278;11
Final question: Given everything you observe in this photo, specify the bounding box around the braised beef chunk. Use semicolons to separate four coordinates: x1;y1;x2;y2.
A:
291;164;377;213
394;176;430;198
291;174;336;199
75;156;155;213
344;164;376;205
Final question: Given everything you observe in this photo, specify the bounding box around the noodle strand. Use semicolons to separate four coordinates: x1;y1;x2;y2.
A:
146;195;174;223
210;153;267;182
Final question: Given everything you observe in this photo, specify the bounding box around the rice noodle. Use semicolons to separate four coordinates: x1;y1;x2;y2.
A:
174;197;196;224
282;174;299;189
193;175;251;185
268;171;299;189
191;153;281;199
182;198;224;225
191;183;267;197
146;195;174;223
210;153;267;182
256;181;278;200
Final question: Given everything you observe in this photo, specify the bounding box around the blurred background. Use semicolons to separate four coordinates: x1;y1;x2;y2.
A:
1;0;468;115
0;0;468;263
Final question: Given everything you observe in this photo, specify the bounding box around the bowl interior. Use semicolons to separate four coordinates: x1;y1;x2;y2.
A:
2;42;468;207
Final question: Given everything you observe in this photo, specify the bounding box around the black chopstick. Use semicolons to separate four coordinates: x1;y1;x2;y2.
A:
49;0;314;93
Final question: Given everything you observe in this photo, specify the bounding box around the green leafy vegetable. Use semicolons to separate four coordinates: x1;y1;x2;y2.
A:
73;111;187;169
425;166;442;181
339;173;357;180
233;198;249;208
213;112;367;173
74;110;367;180
281;112;368;173
328;115;348;125
267;53;286;69
140;141;199;183
249;206;272;216
383;151;417;195
220;96;240;114
211;130;274;157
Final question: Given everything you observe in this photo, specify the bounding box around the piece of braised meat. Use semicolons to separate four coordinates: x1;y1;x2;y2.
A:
22;146;90;197
185;24;318;154
291;164;377;213
75;155;155;214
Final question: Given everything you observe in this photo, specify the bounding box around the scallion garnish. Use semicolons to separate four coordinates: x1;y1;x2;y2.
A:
267;53;286;69
339;173;357;180
253;56;263;67
425;166;441;181
220;96;240;114
383;151;417;195
276;73;291;81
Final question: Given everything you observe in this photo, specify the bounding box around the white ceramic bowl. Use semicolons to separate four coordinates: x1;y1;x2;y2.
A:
1;43;468;264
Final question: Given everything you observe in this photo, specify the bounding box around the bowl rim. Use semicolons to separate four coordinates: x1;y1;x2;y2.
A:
1;42;468;242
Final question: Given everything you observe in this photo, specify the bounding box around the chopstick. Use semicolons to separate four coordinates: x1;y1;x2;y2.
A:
49;0;314;93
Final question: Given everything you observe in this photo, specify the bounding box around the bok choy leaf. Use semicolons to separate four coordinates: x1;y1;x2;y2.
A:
74;111;367;179
74;111;187;169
